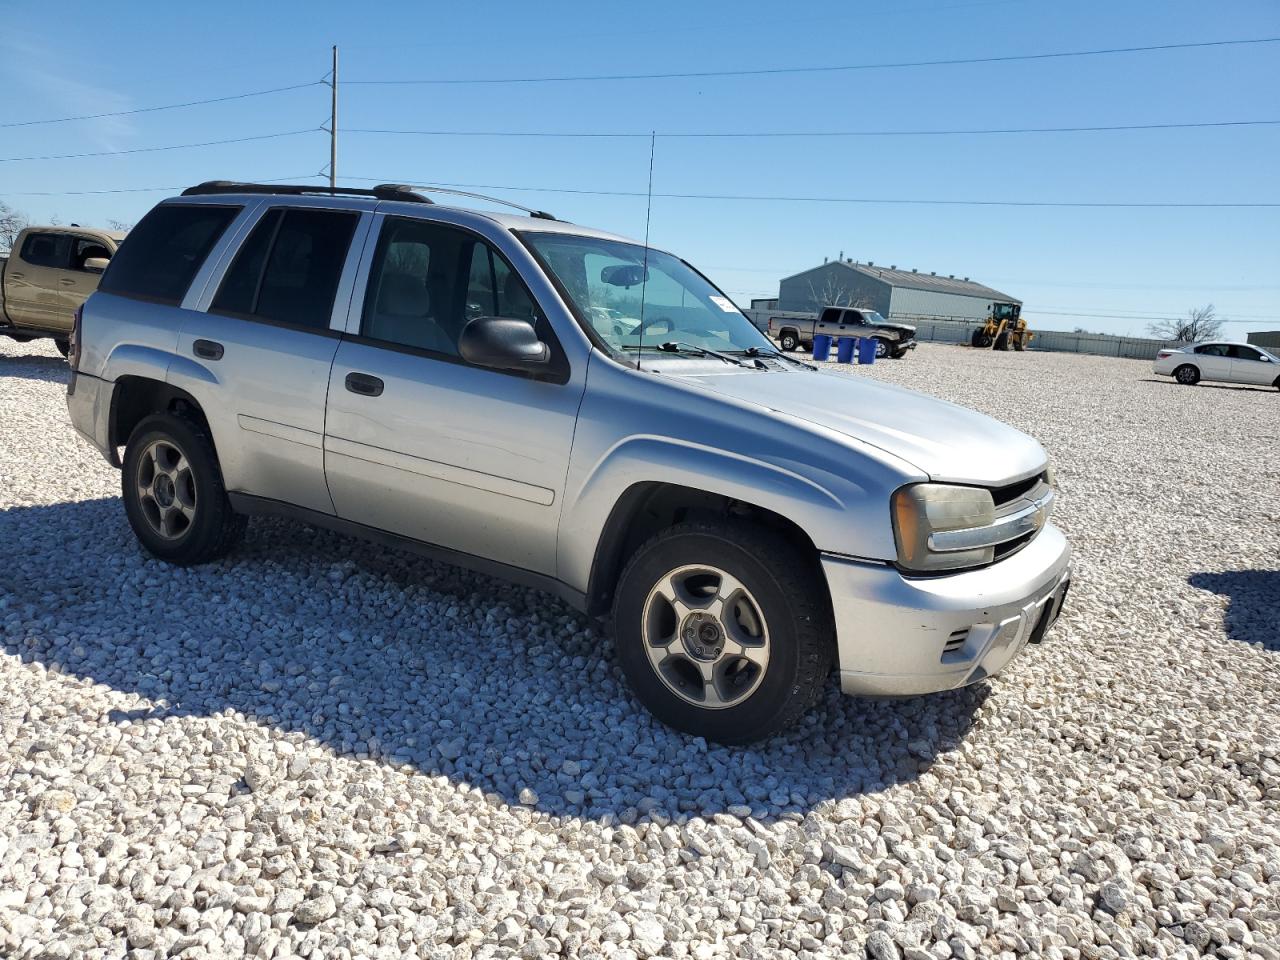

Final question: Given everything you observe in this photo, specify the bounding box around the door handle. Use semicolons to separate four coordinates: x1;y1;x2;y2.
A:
8;272;23;280
193;339;224;361
345;372;384;397
59;278;76;286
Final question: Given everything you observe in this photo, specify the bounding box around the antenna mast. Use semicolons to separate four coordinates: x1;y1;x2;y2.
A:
329;45;338;190
635;131;656;369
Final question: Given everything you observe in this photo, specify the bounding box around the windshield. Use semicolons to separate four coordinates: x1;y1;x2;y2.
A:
521;232;773;356
863;311;888;325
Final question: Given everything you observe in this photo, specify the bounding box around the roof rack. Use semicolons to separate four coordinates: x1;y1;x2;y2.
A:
404;184;558;221
180;181;433;204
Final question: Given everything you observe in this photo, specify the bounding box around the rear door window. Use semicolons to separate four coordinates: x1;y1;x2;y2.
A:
98;204;239;304
211;207;359;330
19;232;72;269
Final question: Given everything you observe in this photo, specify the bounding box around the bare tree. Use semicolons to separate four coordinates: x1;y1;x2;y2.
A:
1147;304;1223;342
807;276;852;309
0;201;28;255
107;218;134;233
806;276;874;312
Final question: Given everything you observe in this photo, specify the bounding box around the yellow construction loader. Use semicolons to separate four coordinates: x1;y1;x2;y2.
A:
970;302;1033;351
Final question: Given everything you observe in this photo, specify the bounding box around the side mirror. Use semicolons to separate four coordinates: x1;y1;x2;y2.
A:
84;257;110;273
458;316;550;372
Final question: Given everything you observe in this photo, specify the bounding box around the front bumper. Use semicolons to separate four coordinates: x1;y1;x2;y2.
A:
822;524;1071;696
898;338;918;351
66;371;116;465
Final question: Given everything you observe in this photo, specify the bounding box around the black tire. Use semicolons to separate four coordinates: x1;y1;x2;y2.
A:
1173;364;1200;386
971;329;993;348
890;349;907;360
1273;376;1280;392
779;331;799;352
121;413;246;565
873;338;889;359
1013;338;1025;352
994;331;1010;351
612;521;834;744
54;338;70;358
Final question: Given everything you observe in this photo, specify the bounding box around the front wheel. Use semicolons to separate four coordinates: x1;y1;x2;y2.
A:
612;521;834;744
873;338;889;359
121;413;246;565
779;332;798;352
1173;364;1200;386
971;329;993;348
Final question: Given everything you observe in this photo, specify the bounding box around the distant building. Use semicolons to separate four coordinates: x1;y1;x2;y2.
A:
777;257;1019;322
1247;330;1280;351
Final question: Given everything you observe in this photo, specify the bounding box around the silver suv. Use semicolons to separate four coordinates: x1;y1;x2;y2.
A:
67;182;1071;743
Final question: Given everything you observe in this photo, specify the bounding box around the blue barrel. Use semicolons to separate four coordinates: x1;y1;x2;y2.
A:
812;334;832;362
836;336;856;364
858;337;878;364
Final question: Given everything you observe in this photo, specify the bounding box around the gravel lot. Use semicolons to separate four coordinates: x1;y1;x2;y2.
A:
2;336;1277;960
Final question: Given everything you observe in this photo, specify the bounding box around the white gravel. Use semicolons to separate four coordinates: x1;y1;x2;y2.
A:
2;336;1278;960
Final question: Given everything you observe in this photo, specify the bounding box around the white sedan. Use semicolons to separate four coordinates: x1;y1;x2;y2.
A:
1153;341;1280;390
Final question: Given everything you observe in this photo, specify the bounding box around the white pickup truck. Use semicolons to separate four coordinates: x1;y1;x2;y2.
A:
1;225;124;357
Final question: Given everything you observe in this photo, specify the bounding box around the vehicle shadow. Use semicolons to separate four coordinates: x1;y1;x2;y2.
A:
0;351;68;384
0;496;989;822
1188;570;1280;651
1140;378;1275;393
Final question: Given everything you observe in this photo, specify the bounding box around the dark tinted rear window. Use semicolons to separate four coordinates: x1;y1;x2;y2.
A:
98;204;238;305
211;208;357;330
20;232;72;268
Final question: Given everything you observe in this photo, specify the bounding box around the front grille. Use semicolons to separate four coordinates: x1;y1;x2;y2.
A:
991;472;1046;507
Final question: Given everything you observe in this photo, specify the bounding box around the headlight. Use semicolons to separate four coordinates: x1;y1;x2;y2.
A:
891;483;996;572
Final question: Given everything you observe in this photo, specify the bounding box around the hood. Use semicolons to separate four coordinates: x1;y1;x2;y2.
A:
872;322;916;335
676;368;1046;486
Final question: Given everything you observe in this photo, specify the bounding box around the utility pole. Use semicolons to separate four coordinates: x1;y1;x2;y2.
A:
329;45;338;190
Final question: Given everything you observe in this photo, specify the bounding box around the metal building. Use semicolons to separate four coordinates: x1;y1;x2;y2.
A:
1247;330;1280;351
777;258;1019;322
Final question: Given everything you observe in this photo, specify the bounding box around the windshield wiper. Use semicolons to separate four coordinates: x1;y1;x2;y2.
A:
731;346;816;370
653;341;746;366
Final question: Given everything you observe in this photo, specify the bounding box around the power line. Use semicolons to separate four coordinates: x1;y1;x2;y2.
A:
0;129;321;164
342;176;1280;209
0;80;324;129
2;174;322;198
347;118;1280;139
347;37;1280;86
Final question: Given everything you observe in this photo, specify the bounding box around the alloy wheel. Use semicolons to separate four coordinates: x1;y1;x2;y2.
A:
641;564;770;709
135;439;197;540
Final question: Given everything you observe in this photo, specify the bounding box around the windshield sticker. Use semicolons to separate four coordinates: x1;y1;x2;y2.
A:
708;295;738;313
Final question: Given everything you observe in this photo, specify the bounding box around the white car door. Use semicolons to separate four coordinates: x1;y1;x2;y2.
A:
1228;345;1278;386
1192;344;1232;381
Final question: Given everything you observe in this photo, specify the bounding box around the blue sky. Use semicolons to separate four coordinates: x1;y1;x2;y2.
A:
2;0;1277;338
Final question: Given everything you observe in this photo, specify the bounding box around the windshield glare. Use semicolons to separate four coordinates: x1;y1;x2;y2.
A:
522;233;773;357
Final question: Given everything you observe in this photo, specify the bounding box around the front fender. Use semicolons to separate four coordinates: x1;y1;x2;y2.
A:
556;355;927;594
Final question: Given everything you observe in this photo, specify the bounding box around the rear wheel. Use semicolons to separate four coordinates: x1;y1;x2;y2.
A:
121;413;246;565
779;331;798;352
1173;364;1200;386
613;521;833;744
54;338;70;358
1013;337;1026;352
